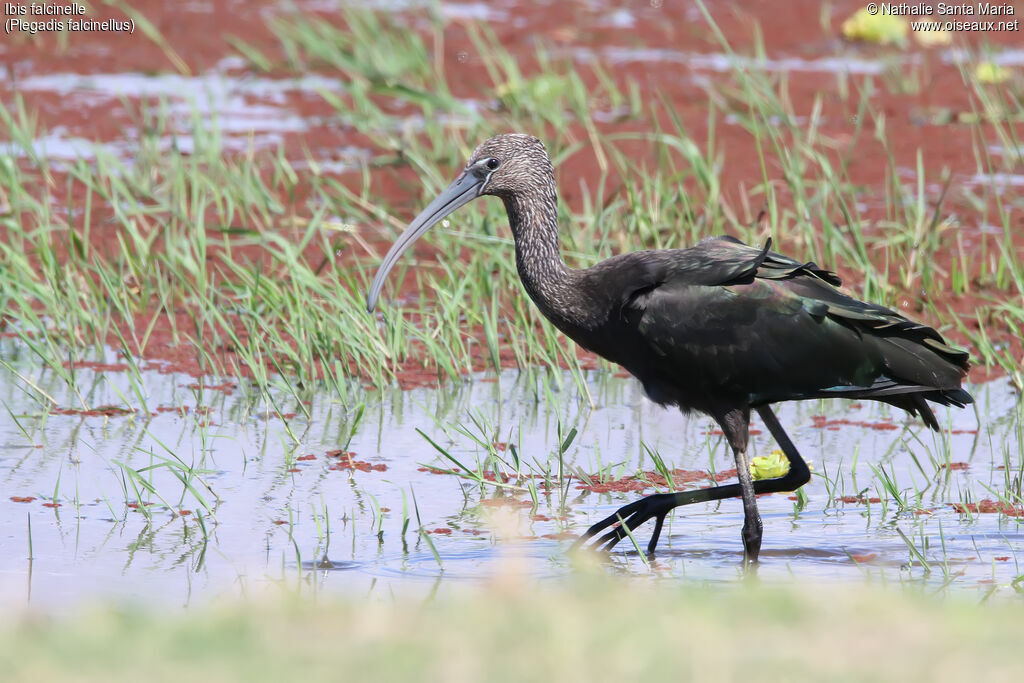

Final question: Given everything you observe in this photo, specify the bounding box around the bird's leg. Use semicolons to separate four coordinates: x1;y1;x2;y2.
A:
720;408;761;564
575;405;811;558
733;445;761;564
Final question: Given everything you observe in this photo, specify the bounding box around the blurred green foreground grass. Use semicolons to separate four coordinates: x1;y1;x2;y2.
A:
2;578;1022;682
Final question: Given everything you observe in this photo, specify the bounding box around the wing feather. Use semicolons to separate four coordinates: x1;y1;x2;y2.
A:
620;235;970;410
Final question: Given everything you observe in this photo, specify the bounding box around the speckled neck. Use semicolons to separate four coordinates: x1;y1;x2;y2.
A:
502;189;581;326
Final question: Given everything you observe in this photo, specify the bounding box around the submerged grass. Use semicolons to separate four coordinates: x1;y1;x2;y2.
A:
3;580;1024;682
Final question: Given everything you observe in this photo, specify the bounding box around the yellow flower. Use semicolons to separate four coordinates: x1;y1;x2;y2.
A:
913;28;952;47
841;9;908;46
750;449;790;481
975;61;1010;85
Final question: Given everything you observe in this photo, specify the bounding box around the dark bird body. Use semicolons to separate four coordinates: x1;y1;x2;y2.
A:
367;134;972;563
540;239;969;426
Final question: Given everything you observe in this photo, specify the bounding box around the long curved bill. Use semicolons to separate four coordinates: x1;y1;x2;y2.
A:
366;171;484;313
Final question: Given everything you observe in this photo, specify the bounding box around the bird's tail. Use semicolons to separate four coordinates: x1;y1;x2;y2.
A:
868;327;972;430
884;389;972;431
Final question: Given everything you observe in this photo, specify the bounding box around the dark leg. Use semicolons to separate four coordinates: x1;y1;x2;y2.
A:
574;405;811;558
718;407;762;564
733;444;761;563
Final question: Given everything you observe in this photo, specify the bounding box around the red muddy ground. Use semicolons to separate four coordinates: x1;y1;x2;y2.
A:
1;0;1022;384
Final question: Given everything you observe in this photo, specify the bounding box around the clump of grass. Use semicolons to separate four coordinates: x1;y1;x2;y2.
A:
4;581;1024;682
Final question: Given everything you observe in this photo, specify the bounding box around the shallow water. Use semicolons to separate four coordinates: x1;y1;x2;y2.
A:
0;338;1021;608
566;46;914;75
11;67;339;162
8;64;486;169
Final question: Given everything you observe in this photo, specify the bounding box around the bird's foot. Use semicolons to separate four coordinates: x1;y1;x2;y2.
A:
573;493;680;555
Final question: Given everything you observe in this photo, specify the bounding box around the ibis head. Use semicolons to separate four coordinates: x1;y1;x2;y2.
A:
366;134;551;313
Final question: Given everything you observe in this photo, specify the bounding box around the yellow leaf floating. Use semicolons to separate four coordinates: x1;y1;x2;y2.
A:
975;61;1010;84
841;9;908;46
750;449;790;481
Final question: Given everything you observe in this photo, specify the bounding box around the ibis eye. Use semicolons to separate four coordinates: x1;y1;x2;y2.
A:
485;158;500;171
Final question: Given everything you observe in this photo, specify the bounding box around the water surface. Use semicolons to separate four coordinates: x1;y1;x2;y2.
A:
1;338;1021;608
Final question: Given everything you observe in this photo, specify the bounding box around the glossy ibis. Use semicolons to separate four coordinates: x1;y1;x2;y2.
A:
366;134;973;563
